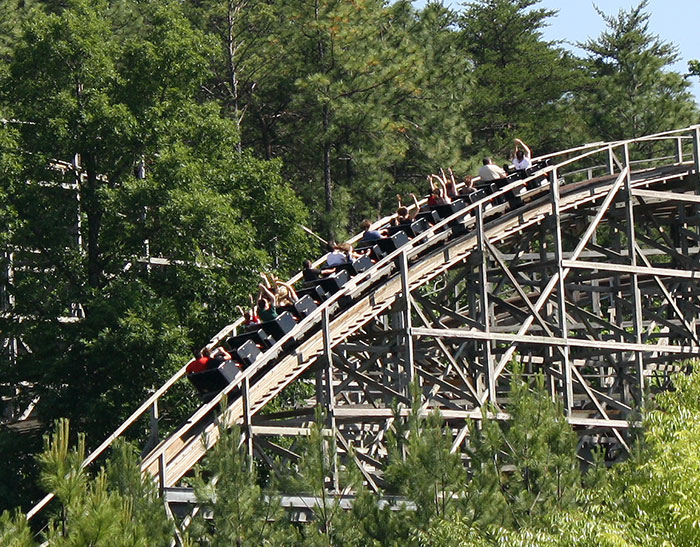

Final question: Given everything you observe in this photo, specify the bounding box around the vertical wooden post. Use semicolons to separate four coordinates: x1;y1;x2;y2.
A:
539;224;556;400
691;125;700;342
623;143;645;401
149;398;159;447
550;167;573;414
693;126;700;186
399;250;415;392
158;452;167;495
241;376;254;471
476;205;495;403
321;308;339;491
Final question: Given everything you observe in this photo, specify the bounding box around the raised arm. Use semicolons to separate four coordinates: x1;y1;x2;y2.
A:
448;168;457;186
408;192;420;219
258;283;276;305
437;175;448;196
211;346;232;361
259;272;273;289
514;138;531;158
276;280;298;302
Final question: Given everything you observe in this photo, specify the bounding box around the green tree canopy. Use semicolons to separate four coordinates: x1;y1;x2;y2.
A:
459;0;582;156
0;0;311;511
577;0;698;142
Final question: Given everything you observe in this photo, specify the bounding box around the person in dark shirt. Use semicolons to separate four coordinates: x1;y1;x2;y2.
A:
303;259;334;282
460;175;476;197
359;219;385;242
427;174;451;206
303;259;322;282
394;193;420;225
325;242;361;268
257;284;278;322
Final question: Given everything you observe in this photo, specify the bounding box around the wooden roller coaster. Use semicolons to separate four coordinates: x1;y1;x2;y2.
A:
26;126;700;521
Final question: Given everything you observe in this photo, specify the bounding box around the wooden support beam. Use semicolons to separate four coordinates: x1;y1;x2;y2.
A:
551;166;573;412
624;143;645;399
410;327;700;356
242;377;254;470
331;407;634;429
562;260;700;280
493;167;630;378
333;357;410;405
335;430;380;493
413;365;477;407
693;126;700;183
476;205;496;403
631;188;700;204
412;304;481;404
399;251;415;389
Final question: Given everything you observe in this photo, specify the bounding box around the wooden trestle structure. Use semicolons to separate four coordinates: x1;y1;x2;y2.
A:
25;126;700;522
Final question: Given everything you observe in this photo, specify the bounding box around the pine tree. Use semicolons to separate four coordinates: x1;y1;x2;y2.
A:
344;489;413;547
502;371;580;527
284;408;364;546
461;410;511;529
189;421;294;546
578;0;698;143
0;510;34;547
35;419;173;545
105;440;174;544
459;0;582;156
689;60;700;78
465;369;580;530
385;386;467;531
386;2;474;196
277;0;419;238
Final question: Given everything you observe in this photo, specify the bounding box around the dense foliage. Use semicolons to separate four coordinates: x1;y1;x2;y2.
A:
4;370;700;545
0;0;697;524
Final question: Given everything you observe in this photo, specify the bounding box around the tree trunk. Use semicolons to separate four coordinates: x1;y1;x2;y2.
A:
322;104;334;240
82;153;103;289
256;110;272;160
227;0;244;153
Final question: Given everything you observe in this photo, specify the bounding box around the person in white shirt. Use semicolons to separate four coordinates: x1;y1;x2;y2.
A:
478;157;507;181
512;138;532;170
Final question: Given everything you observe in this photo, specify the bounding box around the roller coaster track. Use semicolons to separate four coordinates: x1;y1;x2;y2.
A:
27;126;700;520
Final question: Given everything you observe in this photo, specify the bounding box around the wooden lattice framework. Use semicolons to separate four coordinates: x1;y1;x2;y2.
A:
25;126;700;522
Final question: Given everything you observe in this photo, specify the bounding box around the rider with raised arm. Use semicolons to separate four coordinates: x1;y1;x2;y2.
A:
512;138;532;171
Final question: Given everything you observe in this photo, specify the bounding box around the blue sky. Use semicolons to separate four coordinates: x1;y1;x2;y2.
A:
414;0;700;103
